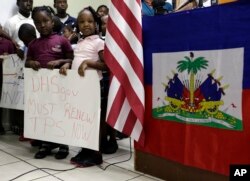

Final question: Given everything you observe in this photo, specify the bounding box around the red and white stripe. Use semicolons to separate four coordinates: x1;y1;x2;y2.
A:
104;0;145;144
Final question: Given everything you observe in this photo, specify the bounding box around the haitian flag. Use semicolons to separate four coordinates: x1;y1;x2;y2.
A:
135;1;250;176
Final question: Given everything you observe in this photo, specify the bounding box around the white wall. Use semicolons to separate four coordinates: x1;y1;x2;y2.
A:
33;0;111;18
0;0;18;26
0;0;110;26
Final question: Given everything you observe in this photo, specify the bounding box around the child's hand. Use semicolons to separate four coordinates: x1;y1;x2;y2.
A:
59;63;71;76
29;61;41;71
78;61;88;76
47;60;61;69
16;49;24;60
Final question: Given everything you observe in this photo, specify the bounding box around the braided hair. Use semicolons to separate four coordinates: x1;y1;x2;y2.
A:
77;6;102;35
32;6;55;20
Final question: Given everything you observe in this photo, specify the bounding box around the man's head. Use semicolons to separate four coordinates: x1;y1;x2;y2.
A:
54;0;68;14
17;0;33;17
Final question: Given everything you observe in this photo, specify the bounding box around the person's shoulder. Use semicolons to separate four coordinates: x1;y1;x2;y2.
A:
27;39;38;52
67;14;76;21
5;13;19;25
93;36;105;47
0;37;11;43
28;38;39;46
51;34;71;45
52;34;69;41
89;35;104;42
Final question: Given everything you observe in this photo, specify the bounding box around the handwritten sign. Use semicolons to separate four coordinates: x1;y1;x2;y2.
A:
24;68;101;150
0;54;24;110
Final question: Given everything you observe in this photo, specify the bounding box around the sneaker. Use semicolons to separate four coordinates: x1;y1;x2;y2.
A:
34;147;52;159
55;145;69;159
71;149;103;167
70;148;89;163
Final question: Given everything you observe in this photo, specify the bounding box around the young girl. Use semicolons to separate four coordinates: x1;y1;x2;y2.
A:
60;6;108;167
26;6;73;159
96;5;109;18
62;25;78;45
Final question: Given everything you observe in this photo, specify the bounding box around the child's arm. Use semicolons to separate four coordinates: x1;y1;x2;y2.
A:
59;62;71;75
78;50;108;76
47;50;73;69
25;57;41;71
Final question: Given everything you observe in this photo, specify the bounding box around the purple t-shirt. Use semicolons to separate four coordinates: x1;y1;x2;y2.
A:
27;33;73;68
0;37;15;55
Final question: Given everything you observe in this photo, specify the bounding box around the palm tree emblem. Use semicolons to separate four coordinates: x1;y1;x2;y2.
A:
177;52;208;107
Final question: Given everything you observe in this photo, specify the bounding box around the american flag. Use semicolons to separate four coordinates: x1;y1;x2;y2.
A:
104;0;145;144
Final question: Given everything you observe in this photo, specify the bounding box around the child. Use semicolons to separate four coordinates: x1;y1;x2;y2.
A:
96;5;109;18
13;23;37;142
18;23;42;145
25;6;73;159
60;6;108;167
100;15;108;39
18;23;37;49
62;25;78;44
53;0;77;33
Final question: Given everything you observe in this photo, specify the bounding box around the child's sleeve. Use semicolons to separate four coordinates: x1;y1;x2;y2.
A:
61;37;73;53
26;42;35;60
96;39;105;53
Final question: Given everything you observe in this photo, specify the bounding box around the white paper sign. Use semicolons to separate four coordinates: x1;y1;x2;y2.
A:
24;68;101;151
0;54;24;110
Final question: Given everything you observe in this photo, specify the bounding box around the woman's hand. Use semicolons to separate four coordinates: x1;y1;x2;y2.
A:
16;49;24;60
59;63;71;76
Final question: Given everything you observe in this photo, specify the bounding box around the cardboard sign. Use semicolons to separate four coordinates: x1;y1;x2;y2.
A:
0;54;24;110
24;68;101;150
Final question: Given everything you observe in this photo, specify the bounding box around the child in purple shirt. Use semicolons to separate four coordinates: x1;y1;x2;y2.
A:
25;6;73;159
26;6;73;70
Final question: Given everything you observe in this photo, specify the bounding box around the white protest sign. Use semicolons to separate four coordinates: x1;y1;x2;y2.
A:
0;54;24;110
24;68;101;151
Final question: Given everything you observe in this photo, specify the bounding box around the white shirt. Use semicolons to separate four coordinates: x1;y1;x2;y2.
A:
4;12;39;48
59;15;69;24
